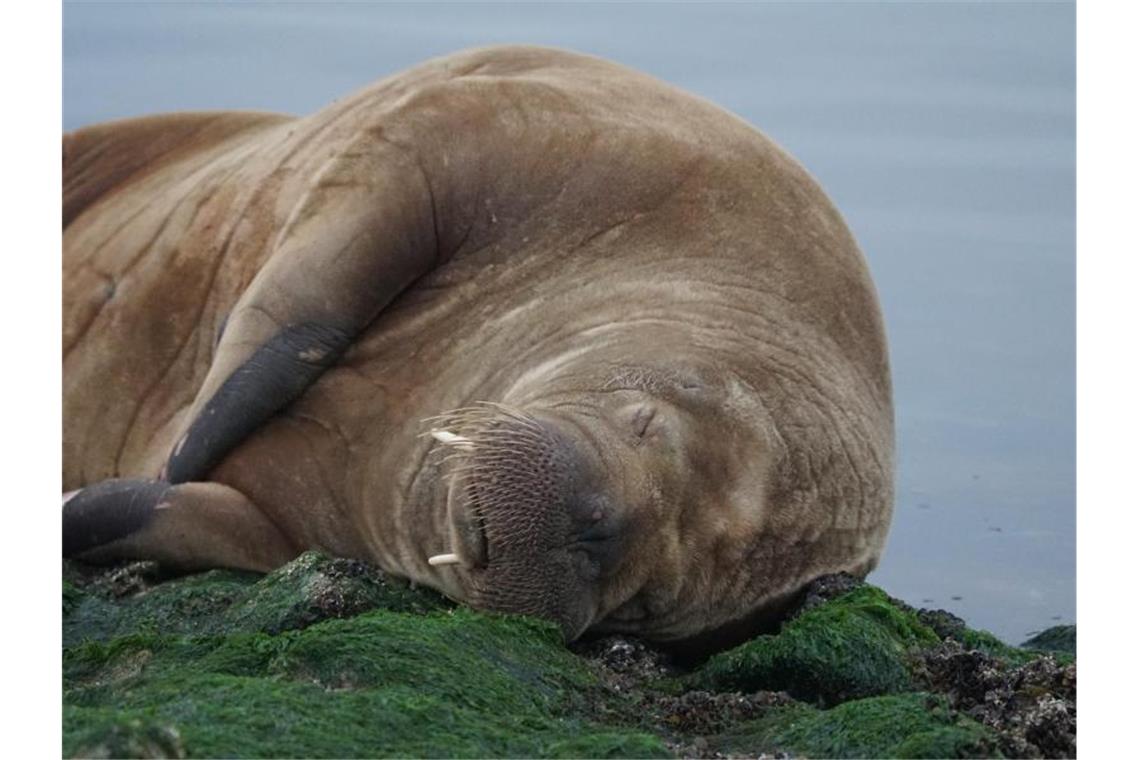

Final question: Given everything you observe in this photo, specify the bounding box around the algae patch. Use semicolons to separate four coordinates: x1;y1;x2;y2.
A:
63;552;667;758
691;586;939;705
711;692;1001;759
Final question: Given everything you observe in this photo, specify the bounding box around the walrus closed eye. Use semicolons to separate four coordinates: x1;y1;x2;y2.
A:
62;45;894;645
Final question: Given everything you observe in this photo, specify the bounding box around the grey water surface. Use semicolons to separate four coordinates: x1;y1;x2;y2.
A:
63;2;1075;645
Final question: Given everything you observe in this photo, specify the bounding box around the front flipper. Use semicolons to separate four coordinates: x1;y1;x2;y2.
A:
64;479;296;572
165;322;350;484
165;140;440;483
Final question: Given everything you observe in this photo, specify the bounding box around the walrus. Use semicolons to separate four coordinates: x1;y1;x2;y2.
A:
63;45;894;644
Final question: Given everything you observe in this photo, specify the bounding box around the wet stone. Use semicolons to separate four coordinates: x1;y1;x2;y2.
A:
917;607;969;640
70;719;185;759
917;639;1076;758
785;571;864;619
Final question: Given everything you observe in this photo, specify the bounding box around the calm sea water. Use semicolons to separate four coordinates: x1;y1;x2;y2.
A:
63;2;1075;644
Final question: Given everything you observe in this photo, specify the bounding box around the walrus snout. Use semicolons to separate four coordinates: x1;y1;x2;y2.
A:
436;406;578;558
442;472;489;568
429;403;613;638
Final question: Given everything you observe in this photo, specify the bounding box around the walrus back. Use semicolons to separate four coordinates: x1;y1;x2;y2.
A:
63;111;292;229
62;111;296;487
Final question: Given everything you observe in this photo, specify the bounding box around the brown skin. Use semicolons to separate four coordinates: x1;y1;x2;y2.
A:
63;45;894;642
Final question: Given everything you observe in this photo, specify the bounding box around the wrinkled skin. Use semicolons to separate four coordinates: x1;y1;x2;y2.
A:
63;46;894;642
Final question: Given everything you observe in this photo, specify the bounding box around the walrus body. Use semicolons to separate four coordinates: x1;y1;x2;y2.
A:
63;46;894;642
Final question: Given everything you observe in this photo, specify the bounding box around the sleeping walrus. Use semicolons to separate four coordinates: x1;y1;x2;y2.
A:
63;45;894;643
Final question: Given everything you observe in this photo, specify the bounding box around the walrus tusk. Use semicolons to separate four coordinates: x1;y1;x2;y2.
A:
428;553;461;566
430;430;474;450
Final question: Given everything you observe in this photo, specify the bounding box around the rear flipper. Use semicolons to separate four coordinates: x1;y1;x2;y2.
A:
63;480;296;572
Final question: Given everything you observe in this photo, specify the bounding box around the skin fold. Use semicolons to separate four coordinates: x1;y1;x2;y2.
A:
62;45;894;643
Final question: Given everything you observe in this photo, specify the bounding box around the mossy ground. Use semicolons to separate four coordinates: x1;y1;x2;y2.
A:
62;555;1073;758
711;693;1001;759
691;586;941;706
65;612;666;758
63;553;665;758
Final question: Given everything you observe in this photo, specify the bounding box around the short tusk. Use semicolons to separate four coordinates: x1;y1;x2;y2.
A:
428;553;461;566
430;430;474;450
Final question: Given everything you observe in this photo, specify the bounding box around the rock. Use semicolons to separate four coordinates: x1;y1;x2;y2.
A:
1021;625;1076;656
787;571;865;618
64;559;167;599
653;690;795;735
68;719;185;759
916;607;968;640
574;635;678;691
223;551;451;634
912;638;1076;758
63;563;1076;758
62;551;451;647
690;585;940;706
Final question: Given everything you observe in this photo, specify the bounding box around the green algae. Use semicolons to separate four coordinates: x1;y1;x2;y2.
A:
63;557;1069;758
63;579;85;617
1020;624;1076;656
947;627;1049;667
63;554;667;758
64;611;668;758
916;605;1073;667
711;692;1002;759
63;552;450;648
692;586;940;705
64;570;256;646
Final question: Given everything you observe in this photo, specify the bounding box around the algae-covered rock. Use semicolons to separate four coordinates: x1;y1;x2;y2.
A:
1021;625;1076;656
913;605;1068;668
682;580;1075;758
63;551;450;646
918;640;1076;758
68;718;186;759
946;625;1053;668
63;554;667;758
711;692;1002;759
691;586;940;706
63;562;1074;758
222;551;452;634
64;609;668;758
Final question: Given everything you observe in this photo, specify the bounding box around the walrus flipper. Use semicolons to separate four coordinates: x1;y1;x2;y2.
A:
64;480;295;572
165;141;440;483
164;322;350;484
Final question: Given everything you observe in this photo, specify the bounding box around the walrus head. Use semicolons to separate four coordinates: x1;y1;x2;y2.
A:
426;362;783;642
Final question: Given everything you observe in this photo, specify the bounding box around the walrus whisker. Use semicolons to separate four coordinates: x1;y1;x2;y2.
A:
428;552;461;566
425;402;546;437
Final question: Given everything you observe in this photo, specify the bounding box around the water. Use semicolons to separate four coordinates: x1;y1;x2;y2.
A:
63;2;1075;644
